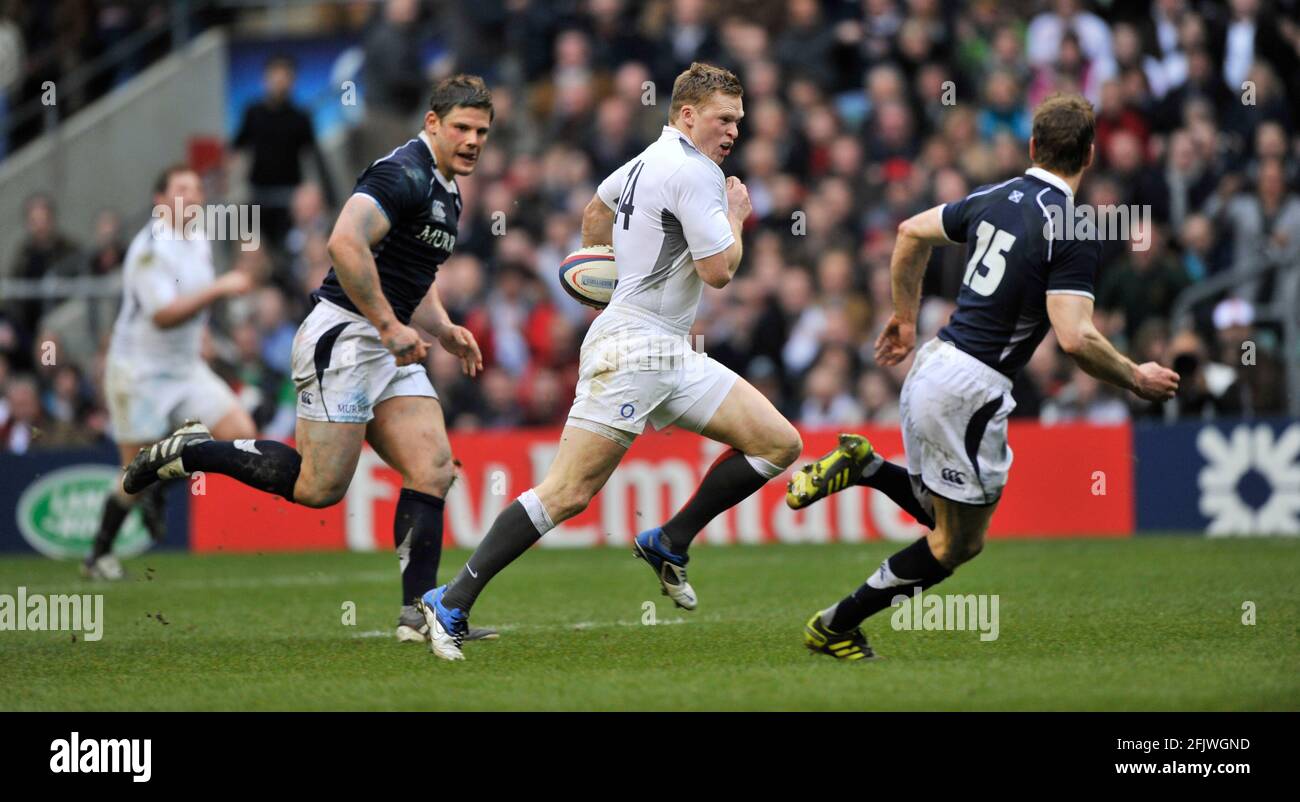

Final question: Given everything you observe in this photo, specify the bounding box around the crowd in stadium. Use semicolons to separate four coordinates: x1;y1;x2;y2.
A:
2;0;1299;454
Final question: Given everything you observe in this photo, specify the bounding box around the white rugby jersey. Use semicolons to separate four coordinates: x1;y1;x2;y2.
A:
596;125;735;334
108;223;215;369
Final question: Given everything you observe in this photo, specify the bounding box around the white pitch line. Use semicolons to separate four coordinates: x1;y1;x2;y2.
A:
351;618;695;638
7;570;397;596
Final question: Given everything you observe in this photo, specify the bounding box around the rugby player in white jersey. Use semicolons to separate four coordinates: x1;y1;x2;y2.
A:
418;62;804;661
87;165;257;580
121;76;496;643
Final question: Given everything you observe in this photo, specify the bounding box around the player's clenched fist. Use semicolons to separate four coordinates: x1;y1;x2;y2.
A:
1133;362;1180;401
726;176;752;221
380;321;430;366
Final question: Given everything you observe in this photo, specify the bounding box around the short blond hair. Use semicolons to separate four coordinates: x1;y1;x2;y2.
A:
669;62;743;122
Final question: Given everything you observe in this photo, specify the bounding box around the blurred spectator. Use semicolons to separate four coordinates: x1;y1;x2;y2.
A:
0;373;40;453
1098;224;1190;346
1026;1;1116;104
355;0;428;173
799;361;863;427
1211;298;1287;416
6;195;80;361
233;54;338;252
1165;328;1236;418
1206;158;1300;306
87;209;124;276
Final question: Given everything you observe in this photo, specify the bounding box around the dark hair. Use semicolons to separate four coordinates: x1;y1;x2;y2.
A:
429;74;494;121
1031;93;1095;175
153;163;196;196
265;54;296;73
670;62;743;122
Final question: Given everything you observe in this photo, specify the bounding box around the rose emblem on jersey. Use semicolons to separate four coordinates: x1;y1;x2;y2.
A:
1197;423;1300;535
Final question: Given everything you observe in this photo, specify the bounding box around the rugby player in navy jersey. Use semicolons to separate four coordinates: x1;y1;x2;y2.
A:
122;75;496;643
787;94;1180;660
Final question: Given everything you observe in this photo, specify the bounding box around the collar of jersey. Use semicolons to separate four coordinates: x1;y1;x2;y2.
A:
418;131;460;195
1024;166;1073;198
661;125;698;152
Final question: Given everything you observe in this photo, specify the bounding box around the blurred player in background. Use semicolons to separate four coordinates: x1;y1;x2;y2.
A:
88;165;257;580
119;75;493;643
417;63;805;661
787;94;1180;660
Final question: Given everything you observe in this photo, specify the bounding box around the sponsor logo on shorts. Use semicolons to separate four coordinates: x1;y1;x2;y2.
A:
619;403;635;419
940;467;966;486
336;402;369;415
300;390;313;406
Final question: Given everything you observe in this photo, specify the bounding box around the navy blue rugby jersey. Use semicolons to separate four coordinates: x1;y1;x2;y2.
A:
935;167;1101;378
315;134;461;324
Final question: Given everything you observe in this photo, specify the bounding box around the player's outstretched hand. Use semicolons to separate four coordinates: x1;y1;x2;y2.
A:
1133;361;1179;401
381;322;430;366
438;324;484;377
874;314;916;366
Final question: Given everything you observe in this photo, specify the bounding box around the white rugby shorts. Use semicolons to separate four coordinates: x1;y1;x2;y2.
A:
567;307;737;447
900;338;1016;505
292;299;437;424
106;358;240;443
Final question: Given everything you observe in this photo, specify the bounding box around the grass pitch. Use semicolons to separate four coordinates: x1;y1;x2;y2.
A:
0;538;1296;711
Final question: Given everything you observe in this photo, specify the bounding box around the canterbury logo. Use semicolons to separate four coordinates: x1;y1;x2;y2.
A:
940;468;966;485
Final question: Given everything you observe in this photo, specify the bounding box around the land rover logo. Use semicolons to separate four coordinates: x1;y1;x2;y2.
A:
16;465;152;559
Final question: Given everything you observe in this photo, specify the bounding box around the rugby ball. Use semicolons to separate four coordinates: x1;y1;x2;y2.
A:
560;245;618;309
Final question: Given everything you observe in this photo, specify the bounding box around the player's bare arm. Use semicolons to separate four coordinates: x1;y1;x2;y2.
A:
327;194;429;366
1046;293;1179;401
875;205;949;366
693;176;749;289
150;268;253;329
581;194;615;247
411;282;482;377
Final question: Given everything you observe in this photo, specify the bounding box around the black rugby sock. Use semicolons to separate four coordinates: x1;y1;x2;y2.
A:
395;488;445;606
856;459;936;529
181;440;302;501
826;537;952;632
